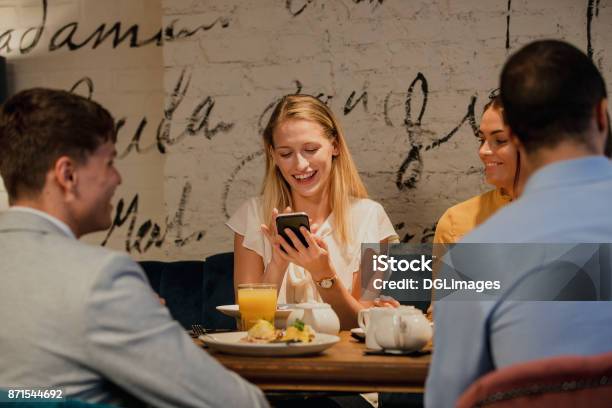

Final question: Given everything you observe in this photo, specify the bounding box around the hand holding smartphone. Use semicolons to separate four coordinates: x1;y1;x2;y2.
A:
275;212;310;251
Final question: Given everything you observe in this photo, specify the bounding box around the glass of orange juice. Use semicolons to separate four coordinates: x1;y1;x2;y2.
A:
237;283;277;330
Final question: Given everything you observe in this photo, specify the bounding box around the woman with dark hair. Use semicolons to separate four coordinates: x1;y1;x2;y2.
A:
433;94;521;244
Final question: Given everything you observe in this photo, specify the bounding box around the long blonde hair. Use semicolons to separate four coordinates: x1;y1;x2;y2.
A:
262;94;368;245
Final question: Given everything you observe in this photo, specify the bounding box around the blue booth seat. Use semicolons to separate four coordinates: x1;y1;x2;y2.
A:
139;252;236;330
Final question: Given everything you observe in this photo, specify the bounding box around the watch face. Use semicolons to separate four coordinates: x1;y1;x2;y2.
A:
320;278;333;289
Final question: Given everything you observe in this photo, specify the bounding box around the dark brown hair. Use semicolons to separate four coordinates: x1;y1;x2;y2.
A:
0;88;116;202
483;92;504;117
501;40;607;152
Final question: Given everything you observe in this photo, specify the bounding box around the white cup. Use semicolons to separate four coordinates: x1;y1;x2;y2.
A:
358;307;382;350
359;306;432;352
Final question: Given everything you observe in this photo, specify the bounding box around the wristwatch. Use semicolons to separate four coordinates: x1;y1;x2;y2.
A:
316;275;337;289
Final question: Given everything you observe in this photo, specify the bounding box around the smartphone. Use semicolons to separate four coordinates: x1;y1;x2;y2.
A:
275;212;310;250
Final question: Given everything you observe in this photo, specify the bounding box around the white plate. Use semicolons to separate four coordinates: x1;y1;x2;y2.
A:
216;304;293;319
350;327;365;339
200;331;340;357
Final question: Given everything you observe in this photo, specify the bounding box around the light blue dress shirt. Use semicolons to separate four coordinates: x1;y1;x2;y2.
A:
425;157;612;407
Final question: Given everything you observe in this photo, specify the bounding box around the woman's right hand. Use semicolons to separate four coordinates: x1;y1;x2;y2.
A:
261;207;319;274
261;207;292;273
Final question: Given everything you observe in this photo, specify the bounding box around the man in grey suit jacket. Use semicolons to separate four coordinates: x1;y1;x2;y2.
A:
0;88;269;407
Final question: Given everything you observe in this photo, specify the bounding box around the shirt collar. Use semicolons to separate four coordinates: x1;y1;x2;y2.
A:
522;156;612;196
8;206;76;239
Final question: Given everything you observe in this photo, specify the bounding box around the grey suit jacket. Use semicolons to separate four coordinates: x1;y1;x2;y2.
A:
0;210;268;408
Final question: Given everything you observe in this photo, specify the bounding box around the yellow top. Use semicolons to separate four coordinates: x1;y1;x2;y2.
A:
428;189;511;319
433;189;512;244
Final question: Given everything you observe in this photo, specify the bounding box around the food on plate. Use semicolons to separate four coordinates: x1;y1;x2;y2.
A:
246;320;280;343
281;319;315;343
244;319;315;344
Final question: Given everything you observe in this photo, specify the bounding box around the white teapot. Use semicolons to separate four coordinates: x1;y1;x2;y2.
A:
358;306;432;351
286;303;340;335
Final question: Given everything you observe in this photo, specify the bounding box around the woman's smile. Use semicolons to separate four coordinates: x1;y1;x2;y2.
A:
273;119;337;200
478;107;518;192
293;170;318;184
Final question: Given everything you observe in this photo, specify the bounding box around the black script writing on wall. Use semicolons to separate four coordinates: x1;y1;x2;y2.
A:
257;80;304;134
117;117;157;157
102;182;205;253
69;77;94;100
65;72;234;158
344;90;368;115
10;0;47;55
257;80;371;134
394;73;478;191
394;222;437;244
66;77;153;156
587;0;602;61
0;0;229;56
286;0;315;17
221;150;265;219
352;0;385;6
49;16;229;52
155;68;234;154
65;78;211;252
287;0;384;16
506;0;512;51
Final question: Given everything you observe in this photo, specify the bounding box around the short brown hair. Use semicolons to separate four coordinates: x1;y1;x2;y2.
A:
0;88;116;201
501;40;607;152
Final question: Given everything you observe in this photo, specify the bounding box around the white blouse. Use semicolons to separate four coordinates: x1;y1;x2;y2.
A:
227;197;398;304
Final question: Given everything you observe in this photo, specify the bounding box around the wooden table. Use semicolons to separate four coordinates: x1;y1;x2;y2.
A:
200;331;430;393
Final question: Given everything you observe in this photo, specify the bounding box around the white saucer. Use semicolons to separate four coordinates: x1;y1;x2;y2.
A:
350;327;365;339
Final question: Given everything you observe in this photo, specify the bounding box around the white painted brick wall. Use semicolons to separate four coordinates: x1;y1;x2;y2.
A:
1;0;611;260
161;0;612;257
0;0;166;260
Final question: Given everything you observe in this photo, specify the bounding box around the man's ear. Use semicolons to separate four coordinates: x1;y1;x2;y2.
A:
596;98;608;132
594;99;611;156
53;156;78;197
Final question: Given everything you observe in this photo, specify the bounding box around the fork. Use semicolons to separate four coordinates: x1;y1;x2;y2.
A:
191;324;207;336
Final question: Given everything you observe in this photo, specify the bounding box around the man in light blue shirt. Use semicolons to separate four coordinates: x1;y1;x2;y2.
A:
426;40;612;407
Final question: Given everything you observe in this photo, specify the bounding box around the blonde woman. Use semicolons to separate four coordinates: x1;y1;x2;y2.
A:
227;94;398;329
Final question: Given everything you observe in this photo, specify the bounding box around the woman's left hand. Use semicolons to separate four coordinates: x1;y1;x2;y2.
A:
278;226;335;281
372;296;400;308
